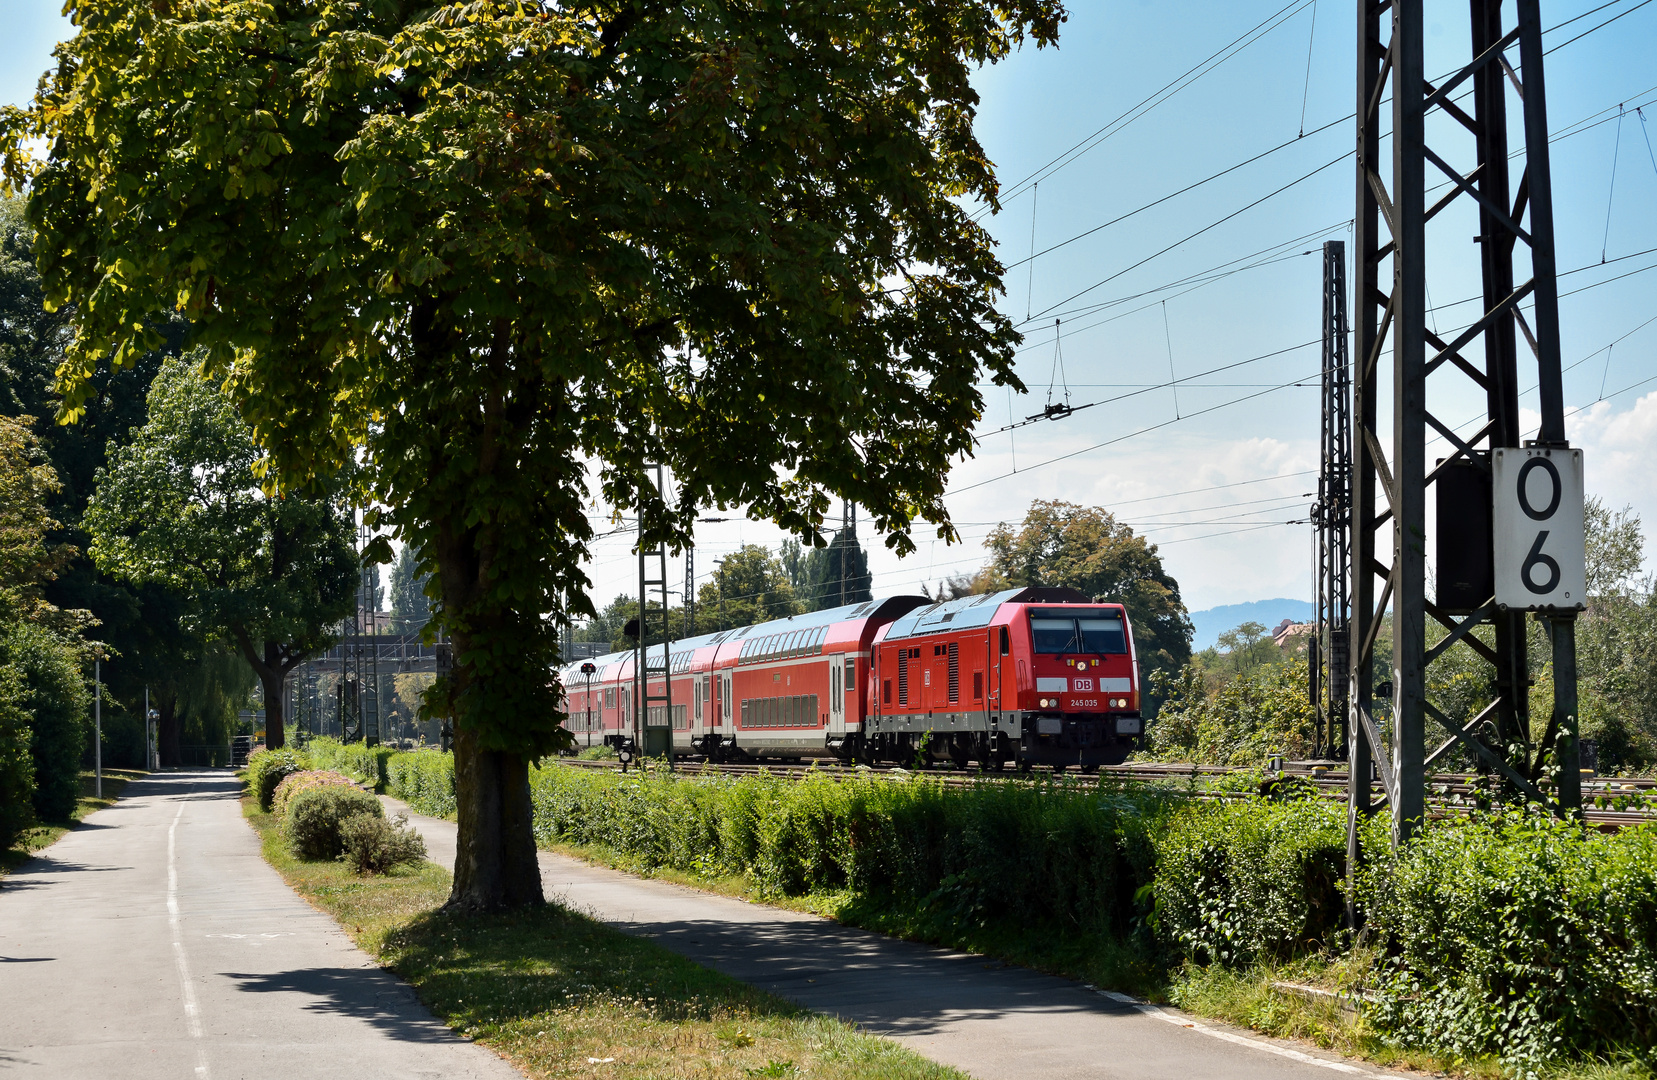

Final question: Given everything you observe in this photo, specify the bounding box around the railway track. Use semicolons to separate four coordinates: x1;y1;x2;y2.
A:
553;755;1657;830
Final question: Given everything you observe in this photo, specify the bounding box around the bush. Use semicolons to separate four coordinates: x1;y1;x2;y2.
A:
339;812;427;874
271;770;360;819
305;737;396;791
1358;811;1657;1069
247;747;310;811
282;784;382;861
1152;796;1346;965
5;624;89;822
0;664;35;850
386;749;455;817
525;764;1170;936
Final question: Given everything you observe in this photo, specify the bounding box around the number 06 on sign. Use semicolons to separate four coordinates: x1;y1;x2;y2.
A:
1492;448;1585;612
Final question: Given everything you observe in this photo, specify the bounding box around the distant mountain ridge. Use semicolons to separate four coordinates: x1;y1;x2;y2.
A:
1187;598;1314;652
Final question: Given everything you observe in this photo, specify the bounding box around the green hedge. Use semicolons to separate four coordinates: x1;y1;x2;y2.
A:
1152;797;1346;965
6;623;89;822
303;737;396;791
386;749;456;818
0;664;34;849
1359;811;1657;1068
527;766;1173;935
246;747;310;811
365;749;1657;1068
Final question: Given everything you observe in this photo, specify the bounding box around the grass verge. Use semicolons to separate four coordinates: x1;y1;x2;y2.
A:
1;768;147;877
245;798;967;1080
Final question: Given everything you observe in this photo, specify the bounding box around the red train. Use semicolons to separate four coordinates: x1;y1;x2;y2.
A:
557;586;1143;771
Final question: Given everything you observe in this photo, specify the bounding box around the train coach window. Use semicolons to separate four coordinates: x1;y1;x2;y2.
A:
1000;627;1010;655
605;687;615;709
1079;617;1127;654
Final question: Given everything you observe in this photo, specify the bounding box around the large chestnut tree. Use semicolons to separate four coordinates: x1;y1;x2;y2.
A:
2;0;1060;910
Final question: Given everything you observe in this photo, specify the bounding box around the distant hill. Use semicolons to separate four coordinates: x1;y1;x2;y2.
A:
1188;598;1314;652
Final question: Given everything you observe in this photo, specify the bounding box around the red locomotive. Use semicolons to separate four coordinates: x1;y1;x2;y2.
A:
557;586;1143;771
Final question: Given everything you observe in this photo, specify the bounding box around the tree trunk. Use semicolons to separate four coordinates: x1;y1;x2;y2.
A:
158;692;181;768
448;723;544;911
260;658;286;750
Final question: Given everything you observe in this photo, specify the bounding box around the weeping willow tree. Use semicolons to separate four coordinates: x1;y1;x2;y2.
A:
175;644;258;748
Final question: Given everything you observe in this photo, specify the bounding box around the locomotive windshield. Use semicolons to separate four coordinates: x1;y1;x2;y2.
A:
1028;609;1128;655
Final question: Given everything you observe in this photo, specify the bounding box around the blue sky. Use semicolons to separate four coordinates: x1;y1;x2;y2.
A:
5;1;1655;614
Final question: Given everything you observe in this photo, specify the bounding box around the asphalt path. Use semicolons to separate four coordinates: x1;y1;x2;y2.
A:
0;771;522;1080
386;794;1415;1080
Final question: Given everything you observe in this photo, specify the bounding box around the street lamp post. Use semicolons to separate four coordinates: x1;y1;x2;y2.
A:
93;652;103;796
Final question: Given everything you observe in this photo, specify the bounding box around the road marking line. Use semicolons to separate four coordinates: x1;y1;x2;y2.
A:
168;803;210;1079
1094;989;1390;1077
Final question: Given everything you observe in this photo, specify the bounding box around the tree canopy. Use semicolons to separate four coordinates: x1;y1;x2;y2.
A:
695;545;804;632
983;500;1194;689
82;357;358;748
5;0;1065;908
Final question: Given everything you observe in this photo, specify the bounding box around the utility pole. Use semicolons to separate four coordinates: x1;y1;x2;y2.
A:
1312;242;1352;761
1349;0;1584;895
144;686;152;774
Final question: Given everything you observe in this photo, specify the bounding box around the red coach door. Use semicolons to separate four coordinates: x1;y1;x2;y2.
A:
828;653;848;738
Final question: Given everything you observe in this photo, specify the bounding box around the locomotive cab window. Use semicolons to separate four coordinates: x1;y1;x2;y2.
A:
1029;609;1128;655
1079;617;1127;654
1029;613;1083;654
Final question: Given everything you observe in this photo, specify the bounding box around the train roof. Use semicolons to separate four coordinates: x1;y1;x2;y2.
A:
882;586;1097;641
557;594;931;676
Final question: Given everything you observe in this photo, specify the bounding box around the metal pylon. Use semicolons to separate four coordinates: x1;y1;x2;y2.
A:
1350;0;1579;880
1312;241;1352;761
636;464;675;766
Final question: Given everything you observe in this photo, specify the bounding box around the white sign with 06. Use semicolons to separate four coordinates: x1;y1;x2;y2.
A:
1492;447;1585;611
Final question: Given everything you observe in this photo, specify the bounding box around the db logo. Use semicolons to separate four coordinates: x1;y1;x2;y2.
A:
1073;678;1093;691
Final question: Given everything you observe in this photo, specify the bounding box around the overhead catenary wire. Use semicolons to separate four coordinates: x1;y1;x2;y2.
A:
1297;0;1320;137
978;0;1317;218
1602;105;1626;263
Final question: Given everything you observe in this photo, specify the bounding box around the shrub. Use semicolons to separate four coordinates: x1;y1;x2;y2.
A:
283;784;382;861
1152;796;1346;965
271;770;360;819
6;623;89;822
524;763;1172;936
247;747;310;811
1358;811;1657;1069
339;812;428;874
386;749;455;818
0;664;35;850
305;736;396;791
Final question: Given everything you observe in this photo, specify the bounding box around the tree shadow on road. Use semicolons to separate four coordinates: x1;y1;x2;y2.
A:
223;967;468;1043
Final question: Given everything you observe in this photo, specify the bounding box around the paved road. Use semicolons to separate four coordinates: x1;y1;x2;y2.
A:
388;795;1412;1080
0;771;521;1080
